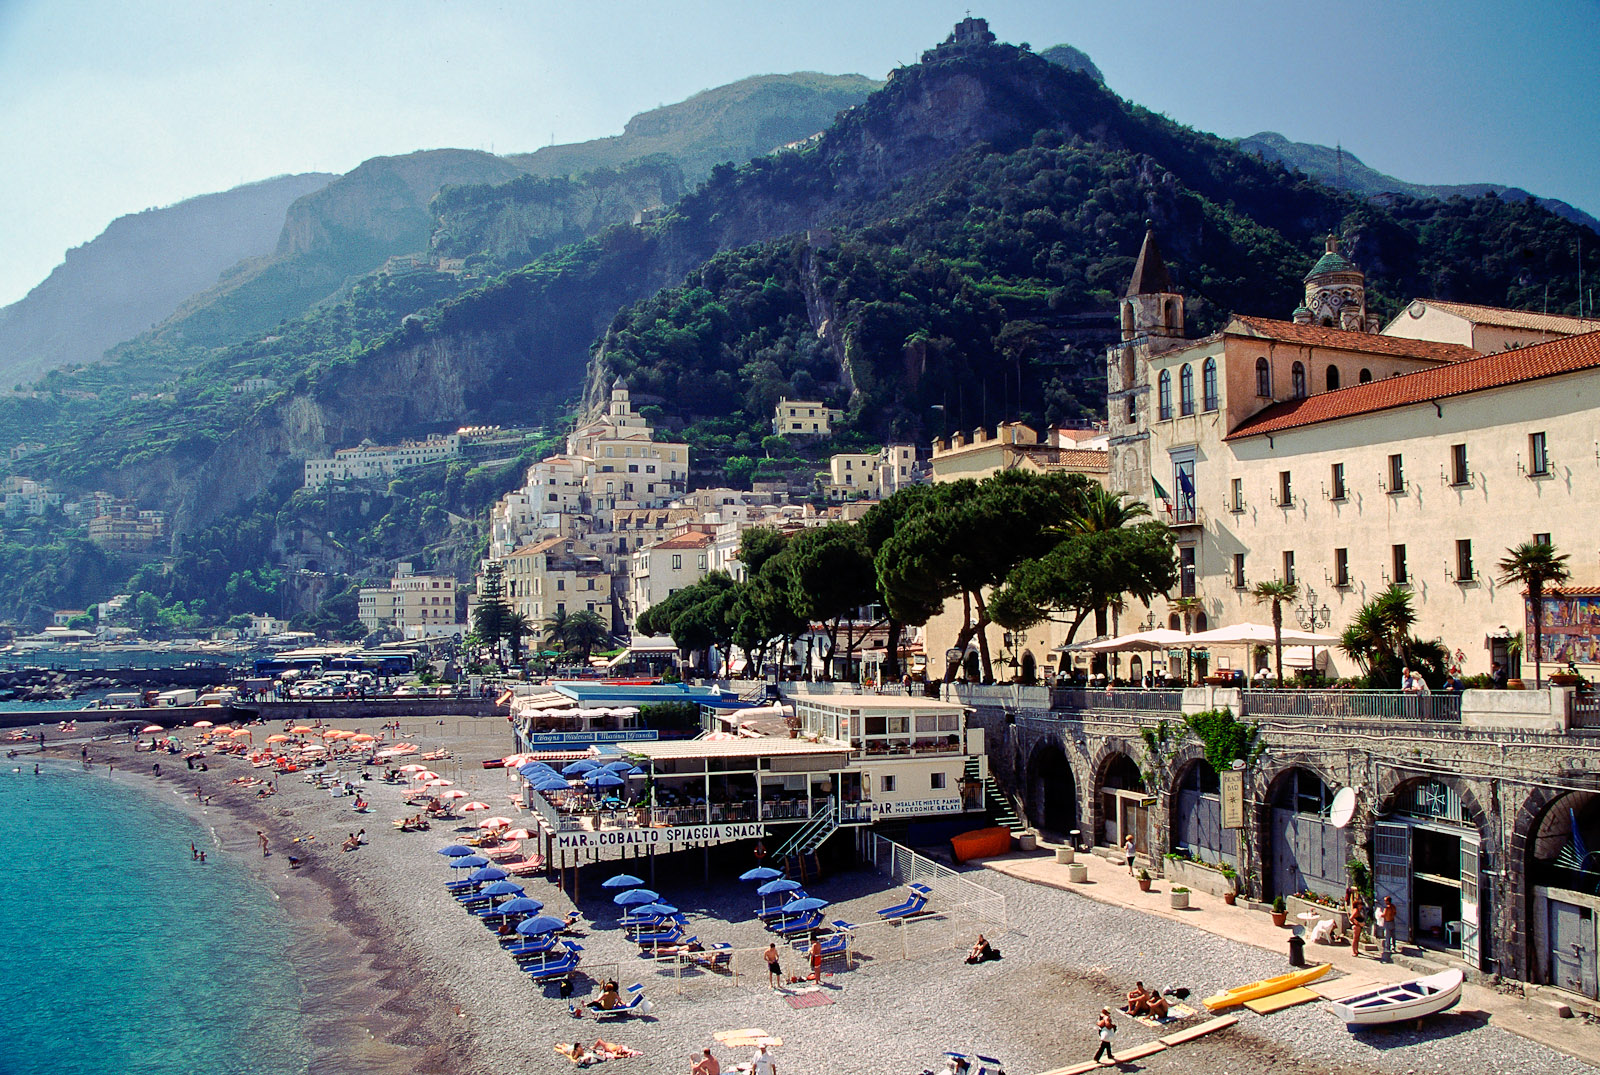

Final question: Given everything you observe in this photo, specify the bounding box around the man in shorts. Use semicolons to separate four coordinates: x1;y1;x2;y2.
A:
764;942;782;987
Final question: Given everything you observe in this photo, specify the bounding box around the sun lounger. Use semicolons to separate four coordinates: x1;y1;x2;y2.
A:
508;937;562;960
526;953;580;981
755;892;809;920
684;942;734;972
793;932;850;959
499;857;545;875
590;983;649;1019
875;893;928;919
773;911;822;936
633;926;685;947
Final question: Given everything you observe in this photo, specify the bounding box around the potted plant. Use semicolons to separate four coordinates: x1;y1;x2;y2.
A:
1170;886;1190;910
1271;895;1287;927
1137;868;1152;893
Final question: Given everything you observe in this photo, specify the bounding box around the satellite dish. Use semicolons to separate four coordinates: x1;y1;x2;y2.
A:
1330;786;1358;829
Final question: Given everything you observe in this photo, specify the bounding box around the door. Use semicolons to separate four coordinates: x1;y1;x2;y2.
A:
1178;788;1239;869
1458;836;1481;969
1550;900;1598;998
1272;808;1351;900
1373;822;1412;942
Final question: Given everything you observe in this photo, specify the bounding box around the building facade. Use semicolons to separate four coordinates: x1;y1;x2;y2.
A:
304;433;461;489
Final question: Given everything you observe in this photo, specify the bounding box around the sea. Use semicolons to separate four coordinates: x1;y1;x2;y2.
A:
0;757;312;1075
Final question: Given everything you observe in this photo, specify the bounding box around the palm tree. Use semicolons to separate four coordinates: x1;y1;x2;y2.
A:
1251;578;1299;687
503;613;533;667
1063;487;1152;534
542;609;570;656
562;610;611;665
1338;585;1428;688
1498;541;1572;687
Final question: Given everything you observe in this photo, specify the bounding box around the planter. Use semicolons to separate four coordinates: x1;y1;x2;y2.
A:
1271;911;1288;927
1066;862;1089;883
1285;894;1345;931
1506;679;1526;690
1170;890;1190;910
1551;674;1583;686
1223;892;1237;906
1137;878;1152;893
1016;832;1038;852
1055;847;1076;865
1164;856;1238;899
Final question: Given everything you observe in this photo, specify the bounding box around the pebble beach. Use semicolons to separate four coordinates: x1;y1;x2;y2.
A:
22;712;1597;1075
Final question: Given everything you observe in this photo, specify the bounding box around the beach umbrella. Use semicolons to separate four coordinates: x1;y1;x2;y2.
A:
602;760;635;772
461;801;491;812
192;720;214;729
531;776;570;792
265;734;290;744
289;725;313;733
350;733;376;743
412;770;440;782
502;828;534;840
613;888;659;906
757;879;801;896
438;789;468;801
398;764;428;773
320;729;348;739
602;873;645;889
500;753;534;767
625;766;645;776
561;759;599;776
450;856;489;869
515;915;566;936
140;724;163;734
584;771;624;789
740;866;783;882
423;778;453;788
495;897;544;916
481;880;524;897
632;902;678;917
477;816;513;829
467;866;508;883
229;729;253;737
437;845;475;857
784;897;829;913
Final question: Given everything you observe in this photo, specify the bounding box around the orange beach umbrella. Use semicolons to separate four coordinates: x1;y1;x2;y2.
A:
140;724;162;734
265;734;290;744
192;720;214;729
289;726;314;734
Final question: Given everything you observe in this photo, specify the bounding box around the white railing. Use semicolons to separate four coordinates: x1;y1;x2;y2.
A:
860;832;1008;929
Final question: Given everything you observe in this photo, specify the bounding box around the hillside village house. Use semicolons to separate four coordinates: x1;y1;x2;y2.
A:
501;537;614;630
628;526;715;620
772;397;843;437
358;563;463;638
303;433;461;489
823;444;919;500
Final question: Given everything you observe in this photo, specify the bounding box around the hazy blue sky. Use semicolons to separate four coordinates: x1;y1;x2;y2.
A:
1;0;1596;307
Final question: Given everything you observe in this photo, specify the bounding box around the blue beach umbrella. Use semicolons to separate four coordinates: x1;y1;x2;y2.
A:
438;845;474;857
561;759;599;776
481;880;525;897
495;897;545;916
757;878;801;896
613;888;660;906
740;866;782;882
602;759;635;772
531;775;570;792
602;873;645;889
784;896;829;913
451;855;490;869
584;771;624;789
632;902;678;917
468;866;508;883
516;915;567;936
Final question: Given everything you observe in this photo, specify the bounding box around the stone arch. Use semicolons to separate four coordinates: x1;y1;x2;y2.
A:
1024;736;1081;837
1020;650;1037;684
1508;784;1600;988
1375;772;1490;839
1374;772;1493;964
1167;748;1239;870
1089;741;1147;851
1259;762;1349;901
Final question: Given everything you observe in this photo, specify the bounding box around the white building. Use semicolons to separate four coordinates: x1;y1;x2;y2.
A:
629;527;716;620
304;433;461;489
823;444;920;499
359;563;464;638
773;397;844;437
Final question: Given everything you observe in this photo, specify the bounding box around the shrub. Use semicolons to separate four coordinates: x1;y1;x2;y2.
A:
1272;896;1286;914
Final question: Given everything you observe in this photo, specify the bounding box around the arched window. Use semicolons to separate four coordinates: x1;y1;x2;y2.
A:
1195;611;1208;632
1179;364;1194;415
1168;613;1181;630
1158;369;1172;419
1326;365;1341;391
1202;358;1218;411
1255;357;1271;397
1291;362;1307;399
1358;368;1373;384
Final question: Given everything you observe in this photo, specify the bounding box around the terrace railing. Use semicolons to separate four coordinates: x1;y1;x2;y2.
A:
1241;689;1461;723
1049;687;1185;714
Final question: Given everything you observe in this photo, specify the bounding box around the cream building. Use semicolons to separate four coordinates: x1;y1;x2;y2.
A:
773;397;844;437
629;527;716;620
359;563;463;638
303;433;461;489
929;423;1109;484
501;537;613;629
823;444;920;500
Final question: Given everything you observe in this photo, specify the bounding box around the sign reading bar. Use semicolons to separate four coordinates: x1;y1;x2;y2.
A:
553;822;764;852
1220;768;1245;830
873;796;962;819
526;729;659;746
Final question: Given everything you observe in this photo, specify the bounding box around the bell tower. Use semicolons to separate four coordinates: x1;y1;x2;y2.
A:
1299;235;1380;332
1121;225;1185;344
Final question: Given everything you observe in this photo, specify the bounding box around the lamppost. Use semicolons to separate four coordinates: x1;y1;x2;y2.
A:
1002;630;1021;682
1295;587;1332;630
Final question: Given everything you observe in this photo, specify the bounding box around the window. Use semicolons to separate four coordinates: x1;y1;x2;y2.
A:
1456;539;1474;582
1392;544;1408;585
1173;456;1196;522
671;554;682;570
1180;546;1196;597
1179;364;1194;415
1450;443;1469;486
880;774;896;793
1229;477;1244;513
1232;553;1246;589
1126;395;1137;421
1158;370;1172;419
1535;532;1552;547
1291;362;1307;399
1202;358;1218;411
1278;470;1293;506
1529;432;1549;476
1387;453;1405;493
1326;365;1341;391
1255;357;1271;397
1359;368;1372;384
556;579;565;591
1283;550;1296;585
1334;547;1350;588
1330;462;1346;501
930;772;946;791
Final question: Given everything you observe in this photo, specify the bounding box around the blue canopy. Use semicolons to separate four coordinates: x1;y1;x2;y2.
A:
602;759;635;772
437;845;475;857
631;902;678;916
584;771;624;789
531;775;570;791
613;888;660;906
740;866;782;882
450;855;489;869
561;759;599;776
516;915;568;936
757;878;801;896
601;873;644;889
516;764;553;778
784;896;829;913
467;866;508;883
495;897;545;916
480;880;524;897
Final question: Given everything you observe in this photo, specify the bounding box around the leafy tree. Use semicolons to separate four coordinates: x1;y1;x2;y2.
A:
562;610;611;664
990;523;1178;645
1497;540;1572;687
637;572;738;674
1337;584;1446;688
1250;578;1299;687
785;522;879;679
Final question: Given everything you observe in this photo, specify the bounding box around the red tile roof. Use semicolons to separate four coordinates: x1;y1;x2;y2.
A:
649;531;714;550
1228;316;1479;363
1227;329;1600;440
1411;300;1600;336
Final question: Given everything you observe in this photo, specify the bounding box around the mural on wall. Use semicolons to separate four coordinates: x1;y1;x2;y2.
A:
1533;594;1600;665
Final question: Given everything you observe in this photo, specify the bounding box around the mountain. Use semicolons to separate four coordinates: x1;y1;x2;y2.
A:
1039;44;1103;83
1238;131;1600;233
506;73;880;185
0;172;334;387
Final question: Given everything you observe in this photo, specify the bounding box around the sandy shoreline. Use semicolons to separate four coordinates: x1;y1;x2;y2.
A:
19;712;1595;1075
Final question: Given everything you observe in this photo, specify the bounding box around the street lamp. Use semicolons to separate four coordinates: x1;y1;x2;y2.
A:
1295;587;1331;630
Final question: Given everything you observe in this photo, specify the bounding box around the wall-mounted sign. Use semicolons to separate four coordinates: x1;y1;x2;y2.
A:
874;796;962;819
552;822;763;852
1220;768;1245;830
525;729;659;746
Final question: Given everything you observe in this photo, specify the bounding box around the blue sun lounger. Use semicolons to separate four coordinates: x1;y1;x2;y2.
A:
589;983;649;1020
875;892;929;919
634;925;686;948
683;942;734;972
755;893;809;920
507;935;562;960
773;910;823;936
526;953;580;981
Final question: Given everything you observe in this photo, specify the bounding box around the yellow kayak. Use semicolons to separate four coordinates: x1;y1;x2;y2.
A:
1203;963;1331;1011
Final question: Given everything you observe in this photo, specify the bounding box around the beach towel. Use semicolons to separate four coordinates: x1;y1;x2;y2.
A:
554;1043;598;1066
1135;1002;1196;1028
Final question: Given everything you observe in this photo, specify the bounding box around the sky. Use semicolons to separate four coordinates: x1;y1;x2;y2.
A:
1;0;1597;308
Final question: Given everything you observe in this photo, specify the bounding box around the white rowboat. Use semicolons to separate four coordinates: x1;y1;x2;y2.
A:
1327;968;1464;1026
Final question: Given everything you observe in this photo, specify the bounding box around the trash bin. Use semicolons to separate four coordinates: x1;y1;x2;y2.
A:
1069;829;1082;851
1287;931;1307;968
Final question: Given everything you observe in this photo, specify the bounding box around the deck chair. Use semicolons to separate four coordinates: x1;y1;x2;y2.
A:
634;925;685;947
773;911;822;936
875;893;928;919
590;983;648;1019
525;954;579;981
684;942;734;972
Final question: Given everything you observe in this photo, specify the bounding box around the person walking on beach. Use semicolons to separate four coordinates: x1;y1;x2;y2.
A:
1378;896;1397;961
1093;1008;1116;1064
258;831;269;857
1123;835;1136;876
764;942;782;988
750;1043;775;1075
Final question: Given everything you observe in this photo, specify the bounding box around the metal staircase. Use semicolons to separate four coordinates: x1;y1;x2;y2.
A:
773;796;839;880
965;757;1026;835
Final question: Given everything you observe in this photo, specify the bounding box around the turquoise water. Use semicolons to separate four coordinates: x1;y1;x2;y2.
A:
0;764;311;1075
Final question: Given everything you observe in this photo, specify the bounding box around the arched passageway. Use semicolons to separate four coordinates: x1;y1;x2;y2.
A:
1025;740;1079;837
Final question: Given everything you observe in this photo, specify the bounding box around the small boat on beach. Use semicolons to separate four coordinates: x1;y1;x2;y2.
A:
1327;968;1464;1026
1203;962;1331;1011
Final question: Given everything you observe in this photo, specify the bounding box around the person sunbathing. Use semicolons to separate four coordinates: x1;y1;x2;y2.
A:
586;982;621;1012
1146;990;1171;1020
1123;981;1151;1016
965;934;999;963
